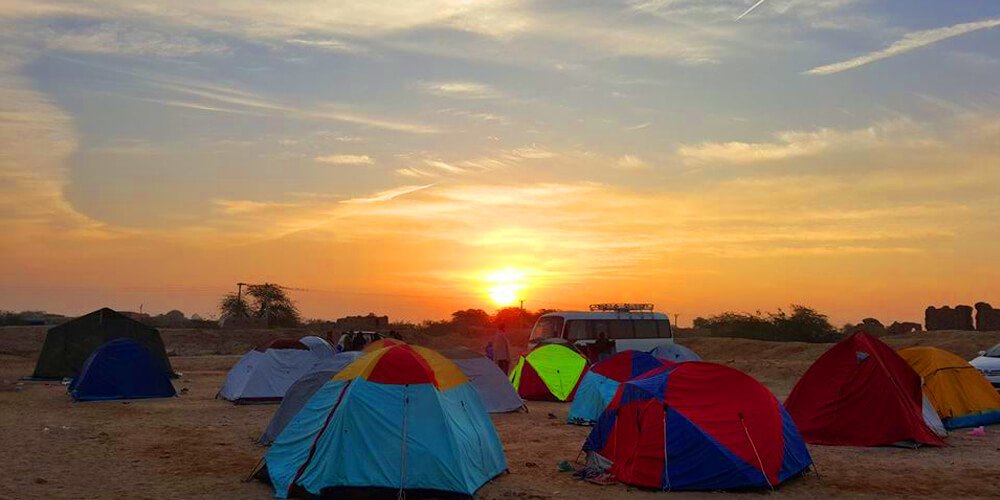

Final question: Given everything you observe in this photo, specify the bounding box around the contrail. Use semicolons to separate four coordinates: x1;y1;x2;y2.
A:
736;0;767;20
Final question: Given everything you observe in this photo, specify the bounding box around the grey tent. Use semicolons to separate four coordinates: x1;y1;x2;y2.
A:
32;308;174;380
649;343;701;363
441;347;524;413
219;336;336;404
258;351;364;445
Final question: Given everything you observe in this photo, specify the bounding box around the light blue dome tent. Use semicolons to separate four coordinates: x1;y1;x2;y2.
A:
261;344;507;498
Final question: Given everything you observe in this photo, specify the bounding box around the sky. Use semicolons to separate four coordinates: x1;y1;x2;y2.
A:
1;1;999;325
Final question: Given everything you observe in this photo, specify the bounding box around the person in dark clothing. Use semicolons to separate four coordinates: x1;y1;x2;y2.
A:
591;331;614;362
350;332;366;351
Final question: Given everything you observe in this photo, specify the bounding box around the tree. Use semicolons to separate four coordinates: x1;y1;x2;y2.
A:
218;283;301;328
219;293;250;320
451;309;492;329
247;283;301;327
493;306;538;329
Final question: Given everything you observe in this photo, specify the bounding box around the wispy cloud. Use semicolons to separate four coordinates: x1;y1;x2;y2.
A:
130;96;263;115
285;37;366;54
45;23;227;57
395;167;436;178
807;18;1000;75
314;154;374;166
128;71;441;133
419;81;501;99
677;119;930;165
0;52;106;241
615;154;649;170
341;184;436;204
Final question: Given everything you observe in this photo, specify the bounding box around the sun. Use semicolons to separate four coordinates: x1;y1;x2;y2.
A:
484;267;527;307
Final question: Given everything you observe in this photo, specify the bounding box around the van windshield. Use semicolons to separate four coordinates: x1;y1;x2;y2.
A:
985;343;1000;358
530;316;564;341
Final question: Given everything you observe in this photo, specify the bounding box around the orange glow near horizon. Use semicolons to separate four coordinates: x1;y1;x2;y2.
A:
484;267;528;307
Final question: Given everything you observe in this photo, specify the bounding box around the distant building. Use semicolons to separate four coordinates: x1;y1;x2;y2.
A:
335;313;389;331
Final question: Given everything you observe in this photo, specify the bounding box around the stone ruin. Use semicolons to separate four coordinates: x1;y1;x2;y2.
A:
925;305;975;331
975;302;1000;332
842;317;887;335
848;302;997;333
887;321;922;335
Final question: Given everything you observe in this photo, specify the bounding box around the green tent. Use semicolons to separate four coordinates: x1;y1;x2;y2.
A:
32;308;175;379
509;343;587;401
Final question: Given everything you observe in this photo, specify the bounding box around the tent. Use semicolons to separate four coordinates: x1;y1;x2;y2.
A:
362;338;405;352
258;351;364;445
440;347;523;413
650;343;701;363
785;331;945;447
509;342;588;401
264;344;507;498
69;338;176;401
568;350;667;424
583;362;812;491
218;336;335;403
32;308;174;380
898;346;1000;429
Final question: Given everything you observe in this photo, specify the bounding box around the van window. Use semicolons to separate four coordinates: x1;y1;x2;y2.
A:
530;316;564;341
566;320;590;341
656;319;672;338
608;320;633;339
634;320;659;338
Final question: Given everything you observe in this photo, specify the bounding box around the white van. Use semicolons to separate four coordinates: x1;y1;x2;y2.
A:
528;304;673;353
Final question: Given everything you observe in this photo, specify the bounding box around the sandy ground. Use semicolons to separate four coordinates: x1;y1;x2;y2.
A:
2;327;999;499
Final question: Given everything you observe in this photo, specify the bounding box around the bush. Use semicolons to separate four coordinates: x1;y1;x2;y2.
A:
695;305;840;343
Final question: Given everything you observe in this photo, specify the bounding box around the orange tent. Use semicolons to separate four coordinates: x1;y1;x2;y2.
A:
898;346;1000;429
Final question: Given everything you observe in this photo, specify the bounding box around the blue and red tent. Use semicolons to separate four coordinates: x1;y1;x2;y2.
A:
583;362;812;491
568;350;668;424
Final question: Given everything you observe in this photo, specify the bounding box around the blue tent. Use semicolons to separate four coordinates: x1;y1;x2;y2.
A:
265;344;507;498
69;338;176;401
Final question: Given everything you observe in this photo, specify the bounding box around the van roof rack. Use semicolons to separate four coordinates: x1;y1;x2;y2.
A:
589;303;654;312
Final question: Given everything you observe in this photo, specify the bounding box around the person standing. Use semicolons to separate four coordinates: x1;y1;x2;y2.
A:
492;323;512;374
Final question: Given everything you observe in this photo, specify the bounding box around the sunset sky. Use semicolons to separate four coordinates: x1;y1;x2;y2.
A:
2;1;999;325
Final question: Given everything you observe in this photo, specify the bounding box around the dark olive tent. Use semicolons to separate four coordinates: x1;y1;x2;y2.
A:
32;308;175;380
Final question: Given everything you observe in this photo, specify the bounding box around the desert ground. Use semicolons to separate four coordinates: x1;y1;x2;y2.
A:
2;326;999;499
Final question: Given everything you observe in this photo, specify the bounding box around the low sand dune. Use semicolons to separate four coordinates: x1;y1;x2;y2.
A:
1;327;998;499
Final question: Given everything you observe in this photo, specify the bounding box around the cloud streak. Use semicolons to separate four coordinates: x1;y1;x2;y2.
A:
736;0;767;21
419;81;501;99
807;18;1000;75
340;184;436;204
315;154;374;166
677;119;930;165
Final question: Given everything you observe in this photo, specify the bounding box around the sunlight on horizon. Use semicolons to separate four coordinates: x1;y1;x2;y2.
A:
484;267;528;307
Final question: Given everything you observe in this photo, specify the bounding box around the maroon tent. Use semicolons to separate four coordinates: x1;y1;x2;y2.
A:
784;331;944;447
